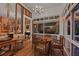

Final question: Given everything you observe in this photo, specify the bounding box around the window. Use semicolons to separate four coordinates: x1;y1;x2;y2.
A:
38;24;43;33
67;20;70;35
55;16;59;19
49;16;54;19
44;17;48;20
44;22;59;34
74;9;79;42
68;4;70;10
33;24;38;33
36;19;39;21
75;21;79;35
40;18;43;20
73;44;79;56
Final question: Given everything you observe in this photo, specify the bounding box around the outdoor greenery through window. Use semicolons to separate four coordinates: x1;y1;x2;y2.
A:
33;22;59;34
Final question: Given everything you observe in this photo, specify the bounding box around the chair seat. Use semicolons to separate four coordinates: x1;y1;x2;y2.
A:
34;41;49;55
52;44;63;49
36;44;45;50
51;35;64;55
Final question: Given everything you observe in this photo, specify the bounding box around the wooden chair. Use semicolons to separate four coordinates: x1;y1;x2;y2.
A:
51;35;64;55
32;35;41;55
32;34;37;48
32;35;42;47
34;39;49;56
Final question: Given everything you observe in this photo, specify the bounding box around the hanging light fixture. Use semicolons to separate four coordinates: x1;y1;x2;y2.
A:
33;4;45;15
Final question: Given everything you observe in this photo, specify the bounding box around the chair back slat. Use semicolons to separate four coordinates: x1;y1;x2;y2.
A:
60;35;64;45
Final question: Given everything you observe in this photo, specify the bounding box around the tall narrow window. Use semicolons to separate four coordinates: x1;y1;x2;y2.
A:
67;20;70;35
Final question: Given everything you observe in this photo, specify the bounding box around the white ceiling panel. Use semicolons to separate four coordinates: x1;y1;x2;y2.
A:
23;3;66;19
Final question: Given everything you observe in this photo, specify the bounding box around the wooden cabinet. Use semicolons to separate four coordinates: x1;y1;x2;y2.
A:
23;7;32;18
16;4;32;20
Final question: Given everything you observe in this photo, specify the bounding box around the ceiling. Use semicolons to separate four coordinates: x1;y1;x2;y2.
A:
23;3;66;19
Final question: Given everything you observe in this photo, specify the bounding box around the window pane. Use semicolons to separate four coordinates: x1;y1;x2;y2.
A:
67;20;70;35
38;24;43;33
33;24;38;33
44;22;59;34
73;45;79;56
75;21;79;35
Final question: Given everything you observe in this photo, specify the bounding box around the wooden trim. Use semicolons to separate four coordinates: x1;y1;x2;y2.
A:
15;3;32;34
18;4;32;18
21;6;23;33
16;3;23;34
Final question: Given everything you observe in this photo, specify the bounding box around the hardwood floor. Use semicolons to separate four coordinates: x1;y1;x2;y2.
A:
15;39;34;56
14;39;65;56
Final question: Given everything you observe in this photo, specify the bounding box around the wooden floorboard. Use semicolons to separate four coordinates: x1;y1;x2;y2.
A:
14;39;65;56
15;39;33;56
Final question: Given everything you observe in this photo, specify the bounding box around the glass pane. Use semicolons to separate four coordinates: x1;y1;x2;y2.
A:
74;9;79;42
73;8;79;56
45;22;59;34
73;45;79;56
75;21;79;35
40;18;43;20
75;37;79;41
74;9;79;35
45;22;56;26
67;20;70;35
44;17;48;20
45;27;56;34
38;24;43;33
49;16;54;19
55;16;59;19
33;24;38;33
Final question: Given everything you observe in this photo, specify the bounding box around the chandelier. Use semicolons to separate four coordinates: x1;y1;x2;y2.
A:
33;4;45;15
